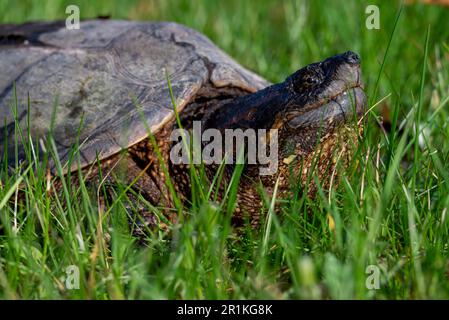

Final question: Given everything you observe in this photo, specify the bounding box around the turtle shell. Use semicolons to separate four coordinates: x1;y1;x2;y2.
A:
0;20;269;171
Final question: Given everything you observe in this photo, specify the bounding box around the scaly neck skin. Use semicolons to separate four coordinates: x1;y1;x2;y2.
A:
204;82;290;131
189;82;293;224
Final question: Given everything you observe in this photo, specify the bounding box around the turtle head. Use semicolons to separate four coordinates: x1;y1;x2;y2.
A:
264;51;366;185
278;51;365;130
204;51;365;183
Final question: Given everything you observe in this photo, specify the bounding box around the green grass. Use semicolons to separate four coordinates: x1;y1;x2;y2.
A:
1;0;449;299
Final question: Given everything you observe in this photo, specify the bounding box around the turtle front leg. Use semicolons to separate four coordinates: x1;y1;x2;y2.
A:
95;153;168;234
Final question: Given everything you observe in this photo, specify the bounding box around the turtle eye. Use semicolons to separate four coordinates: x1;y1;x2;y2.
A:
303;73;321;87
302;66;324;88
289;65;324;93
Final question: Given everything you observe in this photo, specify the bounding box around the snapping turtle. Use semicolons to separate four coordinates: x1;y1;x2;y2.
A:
0;20;365;224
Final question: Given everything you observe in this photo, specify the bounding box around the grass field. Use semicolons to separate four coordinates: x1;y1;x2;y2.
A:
1;0;449;299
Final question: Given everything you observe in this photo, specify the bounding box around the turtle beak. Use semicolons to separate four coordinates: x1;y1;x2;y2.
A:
287;87;366;128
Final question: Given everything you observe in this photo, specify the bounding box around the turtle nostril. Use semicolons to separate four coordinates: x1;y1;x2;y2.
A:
344;51;360;65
